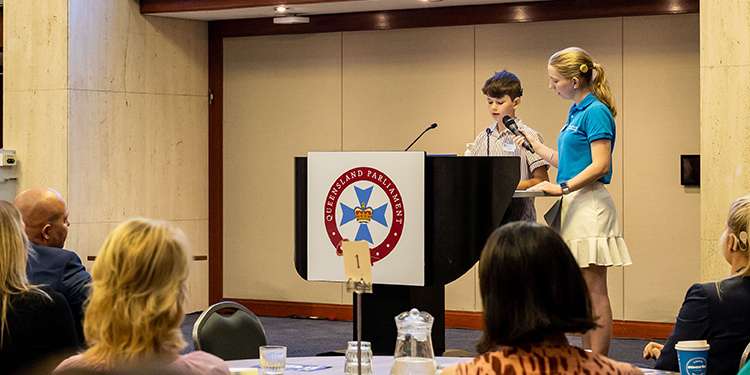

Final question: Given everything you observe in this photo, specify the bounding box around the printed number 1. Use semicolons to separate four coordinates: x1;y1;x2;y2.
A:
355;254;360;269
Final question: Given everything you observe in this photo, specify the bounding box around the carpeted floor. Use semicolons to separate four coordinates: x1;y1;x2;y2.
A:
180;313;656;368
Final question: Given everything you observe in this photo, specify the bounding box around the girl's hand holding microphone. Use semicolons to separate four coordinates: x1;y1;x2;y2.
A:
511;128;542;154
512;128;563;195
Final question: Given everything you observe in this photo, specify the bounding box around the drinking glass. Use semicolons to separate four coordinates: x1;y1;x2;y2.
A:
345;341;373;375
259;345;287;375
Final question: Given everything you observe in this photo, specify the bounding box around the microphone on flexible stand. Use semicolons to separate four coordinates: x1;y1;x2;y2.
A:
404;123;438;151
485;128;492;156
502;115;534;153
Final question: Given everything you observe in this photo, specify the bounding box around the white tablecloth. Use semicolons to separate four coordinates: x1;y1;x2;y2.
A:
226;355;676;374
227;356;467;375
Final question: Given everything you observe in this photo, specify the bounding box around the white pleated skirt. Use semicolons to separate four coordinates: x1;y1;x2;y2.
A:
560;182;632;268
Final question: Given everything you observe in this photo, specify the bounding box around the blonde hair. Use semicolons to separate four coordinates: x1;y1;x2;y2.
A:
82;218;189;367
727;195;750;277
0;200;46;348
548;47;617;117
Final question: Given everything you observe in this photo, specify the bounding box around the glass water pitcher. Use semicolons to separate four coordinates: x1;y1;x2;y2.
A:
391;308;437;375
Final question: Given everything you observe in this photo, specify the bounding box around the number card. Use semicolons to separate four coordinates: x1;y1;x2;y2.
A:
341;240;372;293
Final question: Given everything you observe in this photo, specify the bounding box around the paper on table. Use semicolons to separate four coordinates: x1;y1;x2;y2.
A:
229;368;258;375
248;364;332;372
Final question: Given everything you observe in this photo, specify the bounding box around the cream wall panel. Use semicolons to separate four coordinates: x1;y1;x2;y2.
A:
700;0;750;68
122;15;208;96
169;219;209;311
187;259;209;313
68;91;208;223
700;0;750;281
342;27;475;154
342;27;475;310
4;90;69;195
176;219;210;257
622;15;701;322
4;0;68;92
700;63;750;279
68;0;208;95
476;18;625;319
65;222;114;262
67;90;124;222
68;0;129;91
223;34;344;302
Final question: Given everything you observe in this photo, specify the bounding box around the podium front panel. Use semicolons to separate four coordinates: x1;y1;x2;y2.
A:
296;155;519;287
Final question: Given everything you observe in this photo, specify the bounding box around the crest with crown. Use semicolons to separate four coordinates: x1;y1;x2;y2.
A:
339;185;389;245
354;204;373;223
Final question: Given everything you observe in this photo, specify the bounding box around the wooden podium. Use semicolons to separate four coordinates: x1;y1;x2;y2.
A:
294;155;520;355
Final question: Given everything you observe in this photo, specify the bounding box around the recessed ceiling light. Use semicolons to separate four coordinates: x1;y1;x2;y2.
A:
274;5;288;13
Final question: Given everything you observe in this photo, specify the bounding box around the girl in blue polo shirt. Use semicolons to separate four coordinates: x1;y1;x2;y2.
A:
513;47;631;356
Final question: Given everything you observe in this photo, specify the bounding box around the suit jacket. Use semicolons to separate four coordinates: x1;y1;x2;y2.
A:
26;244;91;346
656;276;750;374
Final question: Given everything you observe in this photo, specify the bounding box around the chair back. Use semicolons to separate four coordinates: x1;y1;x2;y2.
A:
192;301;268;360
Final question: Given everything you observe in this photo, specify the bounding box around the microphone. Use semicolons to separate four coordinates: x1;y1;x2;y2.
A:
485;128;492;156
404;123;438;151
502;115;534;153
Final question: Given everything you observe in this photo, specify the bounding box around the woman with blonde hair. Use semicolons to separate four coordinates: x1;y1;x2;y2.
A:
643;195;750;374
513;47;631;354
0;200;78;373
55;218;229;374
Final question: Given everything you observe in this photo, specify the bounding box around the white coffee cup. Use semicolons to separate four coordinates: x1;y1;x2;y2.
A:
675;340;710;351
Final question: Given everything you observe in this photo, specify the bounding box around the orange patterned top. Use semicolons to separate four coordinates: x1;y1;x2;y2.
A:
444;344;643;375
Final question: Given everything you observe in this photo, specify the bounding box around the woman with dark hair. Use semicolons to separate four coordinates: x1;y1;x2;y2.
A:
443;222;640;374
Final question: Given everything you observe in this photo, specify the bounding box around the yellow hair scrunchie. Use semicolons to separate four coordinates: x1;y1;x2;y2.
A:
579;64;589;73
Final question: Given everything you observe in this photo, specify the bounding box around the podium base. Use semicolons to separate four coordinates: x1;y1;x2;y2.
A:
353;284;445;355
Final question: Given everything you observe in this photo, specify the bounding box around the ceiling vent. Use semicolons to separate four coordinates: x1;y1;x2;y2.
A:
273;16;310;24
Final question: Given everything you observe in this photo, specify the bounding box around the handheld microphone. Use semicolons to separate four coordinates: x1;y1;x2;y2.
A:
404;123;438;151
502;115;534;153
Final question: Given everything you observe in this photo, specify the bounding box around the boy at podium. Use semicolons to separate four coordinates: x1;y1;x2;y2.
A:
466;70;549;222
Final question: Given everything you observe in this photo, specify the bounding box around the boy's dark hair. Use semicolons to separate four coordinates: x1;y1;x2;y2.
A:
477;221;597;353
481;70;523;99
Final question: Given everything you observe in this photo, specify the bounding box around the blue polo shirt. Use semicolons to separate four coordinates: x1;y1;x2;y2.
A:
557;93;615;184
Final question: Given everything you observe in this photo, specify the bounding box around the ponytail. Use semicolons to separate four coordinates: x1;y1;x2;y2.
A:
548;47;617;117
591;62;617;117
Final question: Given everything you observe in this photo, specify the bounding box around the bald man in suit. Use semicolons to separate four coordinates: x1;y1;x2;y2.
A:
15;188;91;346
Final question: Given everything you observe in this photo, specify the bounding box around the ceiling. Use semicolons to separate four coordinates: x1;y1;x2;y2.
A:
143;0;541;21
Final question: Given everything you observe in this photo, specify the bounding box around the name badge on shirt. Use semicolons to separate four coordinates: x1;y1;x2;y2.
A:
565;122;580;132
501;137;517;153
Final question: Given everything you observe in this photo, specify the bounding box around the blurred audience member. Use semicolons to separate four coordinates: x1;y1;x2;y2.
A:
0;200;78;374
443;222;641;374
644;195;750;374
54;218;228;375
15;188;91;344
